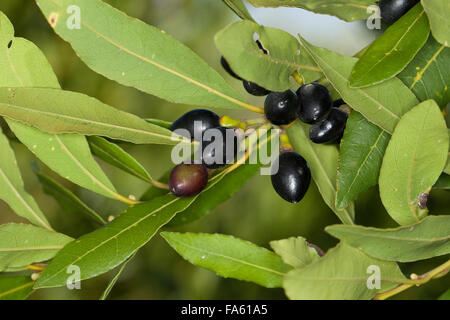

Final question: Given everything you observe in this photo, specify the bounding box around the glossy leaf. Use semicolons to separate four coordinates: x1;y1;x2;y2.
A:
99;252;136;300
398;37;450;109
421;0;450;46
287;122;355;225
35;0;247;110
336;112;390;209
0;223;73;271
222;0;255;21
379;100;449;225
0;12;123;202
88;136;153;183
326;215;450;262
246;0;376;22
269;237;320;268
350;4;430;88
283;243;406;300
162;232;292;288
215;21;321;91
0;276;34;300
35;171;106;225
0;87;187;146
0;129;51;230
34;165;233;288
300;37;419;134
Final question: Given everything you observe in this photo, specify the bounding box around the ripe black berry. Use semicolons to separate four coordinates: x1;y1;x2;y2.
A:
309;107;348;144
169;164;208;197
271;152;311;203
170;109;220;141
333;98;345;109
379;0;419;23
297;82;332;124
264;90;299;125
220;56;242;80
243;80;270;96
201;127;239;169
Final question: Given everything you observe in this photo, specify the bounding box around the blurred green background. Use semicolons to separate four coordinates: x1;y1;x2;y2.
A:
0;0;448;300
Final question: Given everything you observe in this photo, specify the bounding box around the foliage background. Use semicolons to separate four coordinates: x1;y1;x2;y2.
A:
0;0;448;299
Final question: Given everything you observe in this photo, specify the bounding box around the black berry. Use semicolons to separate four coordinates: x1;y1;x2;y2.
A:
333;98;345;109
201;127;239;169
243;80;270;96
220;56;242;80
309;107;348;144
170;109;220;141
379;0;419;23
297;82;332;124
264;90;299;125
169;164;208;197
271;152;311;203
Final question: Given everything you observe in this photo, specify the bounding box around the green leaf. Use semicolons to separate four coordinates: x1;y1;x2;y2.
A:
326;215;450;262
222;0;255;21
421;0;450;46
349;4;430;88
439;288;450;300
336;112;390;209
0;276;34;300
379;100;449;225
283;243;406;300
246;0;377;22
287;122;355;225
433;173;450;189
168;163;260;226
0;129;51;230
215;20;321;92
269;237;320;268
145;118;172;130
35;170;106;225
0;87;187;146
35;0;247;110
0;12;123;202
34;165;234;288
162;232;292;288
88;136;153;183
398;37;450;109
0;223;73;271
99;251;136;300
300;37;419;134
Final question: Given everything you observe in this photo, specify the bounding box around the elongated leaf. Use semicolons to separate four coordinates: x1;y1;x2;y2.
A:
246;0;376;22
439;288;450;300
35;171;106;225
300;37;419;134
222;0;255;21
99;251;136;300
162;232;292;288
283;242;406;300
215;21;321;91
433;173;450;189
145;118;172;130
0;12;123;202
398;37;450;109
88;136;152;183
0;276;34;300
421;0;449;46
0;129;51;230
379;100;448;225
0;87;187;146
350;4;430;88
34;165;233;288
0;223;73;271
269;237;320;269
287;122;355;225
35;0;247;110
326;215;450;262
336;112;390;209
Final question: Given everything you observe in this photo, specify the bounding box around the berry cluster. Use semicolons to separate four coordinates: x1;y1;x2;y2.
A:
168;57;350;204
